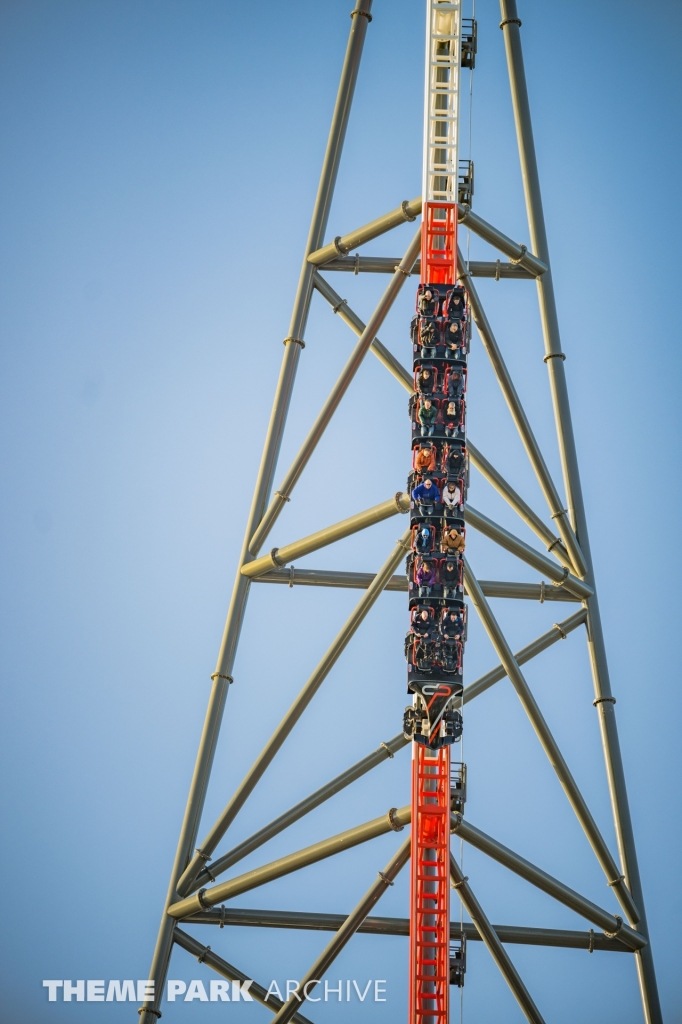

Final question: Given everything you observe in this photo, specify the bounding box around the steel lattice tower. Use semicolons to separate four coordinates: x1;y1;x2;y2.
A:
138;3;661;1022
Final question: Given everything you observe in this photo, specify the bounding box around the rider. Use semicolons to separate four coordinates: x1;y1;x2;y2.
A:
418;397;438;437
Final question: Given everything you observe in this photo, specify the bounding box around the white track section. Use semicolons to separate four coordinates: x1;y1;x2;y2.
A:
422;0;462;205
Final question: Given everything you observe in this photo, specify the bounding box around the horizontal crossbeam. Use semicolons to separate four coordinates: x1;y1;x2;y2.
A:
317;256;534;279
182;907;632;952
251;567;580;601
308;197;546;277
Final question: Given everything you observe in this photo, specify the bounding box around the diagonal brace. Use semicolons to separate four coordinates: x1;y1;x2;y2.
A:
192;733;408;891
458;248;588;578
248;229;421;556
270;838;411;1024
450;856;546;1024
463;556;639;925
176;530;412;897
467;441;570;567
465;504;592;599
173;929;316;1024
451;816;645;950
463;608;587;704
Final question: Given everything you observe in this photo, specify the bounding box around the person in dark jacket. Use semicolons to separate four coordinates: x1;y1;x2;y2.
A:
441;557;461;597
441;608;464;640
446;291;465;319
415;558;438;597
447;367;465;398
418;289;438;316
418;397;438;436
446;445;466;476
444;319;463;356
416;367;436;394
412;607;433;637
412;478;440;514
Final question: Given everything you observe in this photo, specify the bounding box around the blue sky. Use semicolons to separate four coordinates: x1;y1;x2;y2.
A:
0;1;680;1022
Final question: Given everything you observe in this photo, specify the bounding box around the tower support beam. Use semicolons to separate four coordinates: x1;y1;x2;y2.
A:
137;6;374;1017
499;5;661;1019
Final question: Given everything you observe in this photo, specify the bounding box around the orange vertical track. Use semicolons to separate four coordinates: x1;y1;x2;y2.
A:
420;202;458;284
409;743;451;1024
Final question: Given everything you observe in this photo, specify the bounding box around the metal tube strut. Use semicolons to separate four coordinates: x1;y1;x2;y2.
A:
308;198;421;265
313;271;413;390
192;732;408;890
458;248;587;578
452;817;645;950
243;493;409;579
173;929;315;1024
168;805;411;919
319;256;535;278
465;505;592;599
463;608;587;704
463;557;639;925
252;567;580;601
183;907;633;951
137;6;373;1019
467;441;569;565
449;856;546;1024
500;3;660;1019
176;530;412;896
270;839;411;1024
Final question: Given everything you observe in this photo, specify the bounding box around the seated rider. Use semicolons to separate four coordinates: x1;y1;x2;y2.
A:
441;526;465;555
414;444;437;474
419;319;438;357
440;608;464;640
418;397;438;437
445;445;466;476
446;290;465;319
418;288;438;316
444;320;463;356
414;524;436;554
405;606;433;661
447;367;465;398
416;367;436;394
415;558;438;597
412;477;441;513
442;480;462;513
441;557;461;598
443;400;461;437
